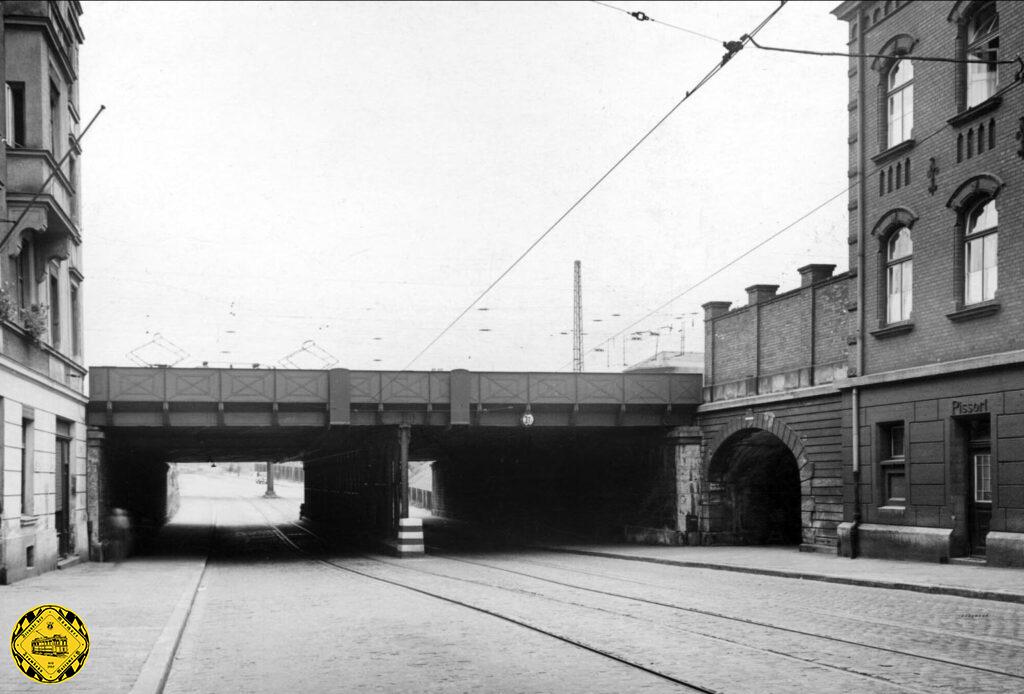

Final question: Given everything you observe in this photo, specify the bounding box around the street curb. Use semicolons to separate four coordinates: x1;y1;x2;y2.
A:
539;547;1024;605
128;556;209;694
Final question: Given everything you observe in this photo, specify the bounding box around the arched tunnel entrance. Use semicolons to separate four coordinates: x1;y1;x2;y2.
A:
705;428;802;546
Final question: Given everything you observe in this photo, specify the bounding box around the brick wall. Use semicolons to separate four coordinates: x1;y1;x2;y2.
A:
842;1;1024;374
703;273;852;401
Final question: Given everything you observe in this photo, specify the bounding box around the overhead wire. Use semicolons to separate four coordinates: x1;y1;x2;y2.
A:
400;1;789;371
572;69;1024;370
745;35;1021;66
589;0;723;44
589;2;1015;68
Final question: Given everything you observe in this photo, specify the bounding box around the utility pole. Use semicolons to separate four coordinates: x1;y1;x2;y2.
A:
573;260;583;372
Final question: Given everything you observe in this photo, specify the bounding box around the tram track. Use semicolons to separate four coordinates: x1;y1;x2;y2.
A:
430;552;1024;681
247;501;1024;693
494;552;1024;652
242;498;719;693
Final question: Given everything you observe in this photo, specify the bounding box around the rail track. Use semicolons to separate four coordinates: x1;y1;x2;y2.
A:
242;499;719;693
242;501;1024;693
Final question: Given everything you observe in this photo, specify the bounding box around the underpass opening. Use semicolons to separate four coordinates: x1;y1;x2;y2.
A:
421;427;676;547
93;426;396;560
706;428;802;546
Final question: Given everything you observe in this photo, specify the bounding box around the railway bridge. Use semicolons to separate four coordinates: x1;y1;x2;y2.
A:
86;366;703;553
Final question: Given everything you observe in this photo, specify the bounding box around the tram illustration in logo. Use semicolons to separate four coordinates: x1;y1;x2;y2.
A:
31;633;70;657
10;604;90;683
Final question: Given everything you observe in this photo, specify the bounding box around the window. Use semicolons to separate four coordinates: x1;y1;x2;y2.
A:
964;198;997;304
880;423;906;506
21;417;34;516
966;2;999;108
5;82;25;147
49;273;60;349
974;452;992;502
49;80;60;156
887;59;913;147
16;240;32;310
70;281;81;357
886;227;913;323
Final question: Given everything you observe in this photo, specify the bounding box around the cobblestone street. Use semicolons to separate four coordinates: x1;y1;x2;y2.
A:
4;472;1023;693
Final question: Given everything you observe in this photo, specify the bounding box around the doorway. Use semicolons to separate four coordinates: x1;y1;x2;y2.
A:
55;424;72;557
965;418;992;556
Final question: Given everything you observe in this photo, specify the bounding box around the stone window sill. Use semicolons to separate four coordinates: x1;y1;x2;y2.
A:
947;301;1000;322
20;515;38;527
947;95;1002;128
871;138;915;165
870;321;914;339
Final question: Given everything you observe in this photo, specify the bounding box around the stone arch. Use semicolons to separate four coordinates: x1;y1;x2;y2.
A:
946;173;1003;212
870;206;918;238
870;34;919;72
706;411;810;471
702;413;813;546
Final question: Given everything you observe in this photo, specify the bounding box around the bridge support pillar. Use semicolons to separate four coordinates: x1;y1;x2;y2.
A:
668;426;703;543
398;424;410;521
263;461;277;498
86;427;108;561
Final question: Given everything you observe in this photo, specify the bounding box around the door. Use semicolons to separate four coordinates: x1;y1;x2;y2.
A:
969;450;992;555
55;435;71;557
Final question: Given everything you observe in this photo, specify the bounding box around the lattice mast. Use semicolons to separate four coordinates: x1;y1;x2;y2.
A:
573;260;583;372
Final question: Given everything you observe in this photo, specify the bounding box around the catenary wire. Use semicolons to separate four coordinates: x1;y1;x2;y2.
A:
590;2;1014;68
590;0;723;44
400;1;789;371
745;35;1021;66
571;70;1024;369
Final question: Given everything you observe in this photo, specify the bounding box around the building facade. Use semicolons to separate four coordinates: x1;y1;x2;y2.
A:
0;1;86;584
697;0;1024;566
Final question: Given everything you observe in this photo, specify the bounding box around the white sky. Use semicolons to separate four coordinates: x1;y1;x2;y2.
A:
78;1;850;372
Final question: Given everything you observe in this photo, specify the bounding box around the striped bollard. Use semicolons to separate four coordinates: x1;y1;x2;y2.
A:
397;517;424;556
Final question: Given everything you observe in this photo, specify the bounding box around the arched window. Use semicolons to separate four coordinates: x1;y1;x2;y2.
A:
966;2;999;108
886;227;913;323
887;59;914;147
964;198;997;304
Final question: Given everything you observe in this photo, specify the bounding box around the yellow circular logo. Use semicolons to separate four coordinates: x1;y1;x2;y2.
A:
10;604;90;683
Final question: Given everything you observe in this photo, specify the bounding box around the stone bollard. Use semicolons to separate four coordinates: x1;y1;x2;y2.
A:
396;518;424;556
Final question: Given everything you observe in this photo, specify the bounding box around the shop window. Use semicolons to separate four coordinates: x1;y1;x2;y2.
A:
879;423;906;506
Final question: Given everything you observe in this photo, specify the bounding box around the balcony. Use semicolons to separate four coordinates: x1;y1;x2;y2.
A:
6;148;79;241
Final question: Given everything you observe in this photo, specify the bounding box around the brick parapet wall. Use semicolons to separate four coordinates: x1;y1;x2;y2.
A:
704;273;852;401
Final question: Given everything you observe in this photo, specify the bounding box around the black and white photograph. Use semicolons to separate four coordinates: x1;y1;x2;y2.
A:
1;1;1022;692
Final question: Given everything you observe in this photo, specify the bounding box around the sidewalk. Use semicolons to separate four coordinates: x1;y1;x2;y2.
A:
534;542;1024;603
0;501;211;693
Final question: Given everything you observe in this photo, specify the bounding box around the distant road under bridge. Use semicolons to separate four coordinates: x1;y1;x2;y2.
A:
85;367;703;555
